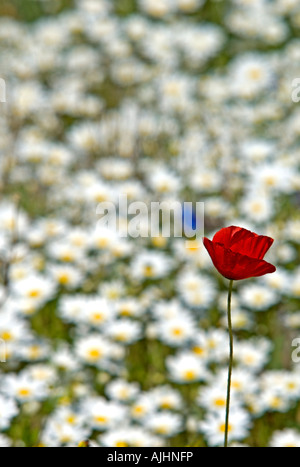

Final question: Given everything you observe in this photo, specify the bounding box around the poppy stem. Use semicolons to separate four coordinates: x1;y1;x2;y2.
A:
224;279;234;448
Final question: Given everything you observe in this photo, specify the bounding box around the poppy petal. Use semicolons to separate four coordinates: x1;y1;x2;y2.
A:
212;226;242;248
229;233;274;260
203;239;276;280
212;226;274;260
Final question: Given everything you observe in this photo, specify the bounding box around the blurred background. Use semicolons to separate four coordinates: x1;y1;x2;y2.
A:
0;0;299;448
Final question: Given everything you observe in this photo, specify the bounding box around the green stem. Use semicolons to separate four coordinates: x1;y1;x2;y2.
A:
224;279;234;448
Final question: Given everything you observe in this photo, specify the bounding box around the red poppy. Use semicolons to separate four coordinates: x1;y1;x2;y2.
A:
203;226;276;280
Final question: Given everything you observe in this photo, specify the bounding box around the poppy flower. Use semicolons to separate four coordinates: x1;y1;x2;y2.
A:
203;226;276;281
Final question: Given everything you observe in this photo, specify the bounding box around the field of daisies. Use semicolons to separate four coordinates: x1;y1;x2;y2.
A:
0;0;300;448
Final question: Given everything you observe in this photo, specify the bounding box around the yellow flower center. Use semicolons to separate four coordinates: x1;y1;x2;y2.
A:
28;289;41;298
244;355;255;365
132;405;145;416
232;381;242;390
91;312;104;323
219;423;232;433
120;307;132;317
58;274;70;285
172;327;183;337
292;284;300;296
94;415;108;424
119;388;129;399
96;238;109;248
144;265;154;277
248;68;262;81
186;241;200;252
214;398;226;407
18;388;31;397
270;396;282;408
165;82;181;97
95;194;107;203
61;253;74;262
5;218;16;230
192;346;204;356
72;238;85;247
88;348;102;360
61;435;72;444
208;339;217;349
183;370;196;381
155;425;168;435
29;346;41;358
264;175;276;186
253;292;265;305
160;400;173;410
251;202;263;214
152;236;167;248
0;331;12;341
108;290;119;299
179;0;197;12
115;333;127;342
66;415;76;424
